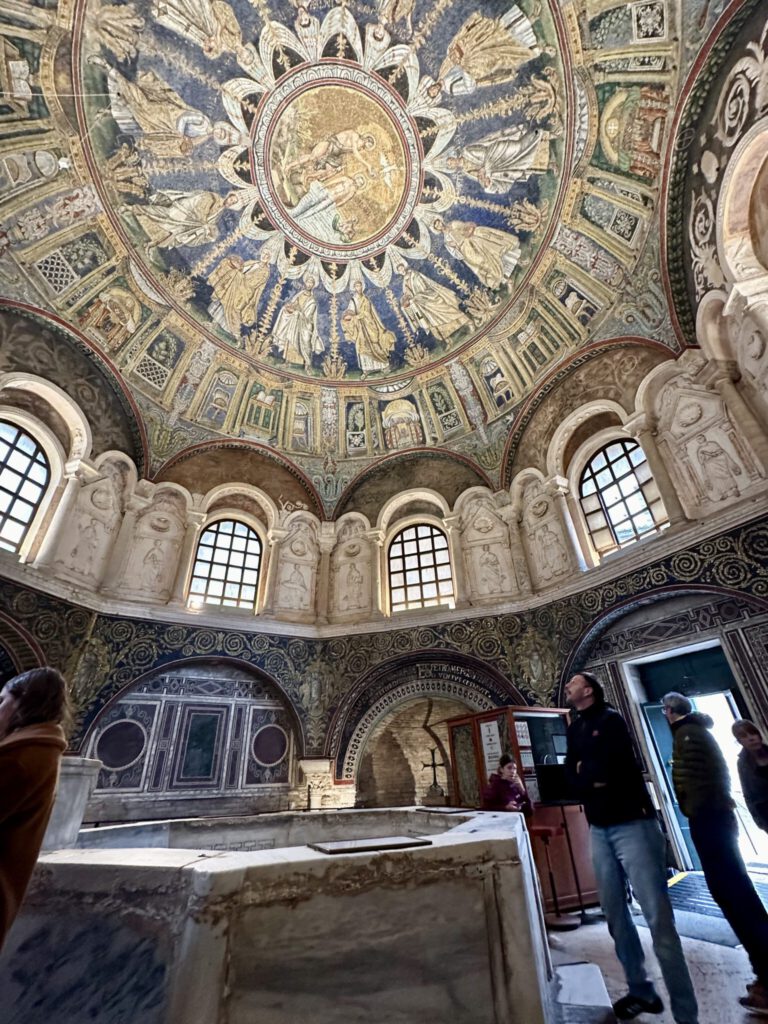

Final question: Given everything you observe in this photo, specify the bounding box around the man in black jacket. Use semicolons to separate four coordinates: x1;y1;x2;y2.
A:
565;672;698;1024
663;691;768;1018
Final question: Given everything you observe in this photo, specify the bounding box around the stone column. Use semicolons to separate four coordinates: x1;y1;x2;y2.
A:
701;360;768;472
32;465;85;568
365;527;386;619
315;525;336;625
544;475;591;571
259;525;288;615
42;756;102;851
170;509;207;605
625;412;688;527
298;757;345;810
443;513;470;609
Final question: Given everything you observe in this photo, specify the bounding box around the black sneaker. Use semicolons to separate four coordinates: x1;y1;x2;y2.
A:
613;994;665;1020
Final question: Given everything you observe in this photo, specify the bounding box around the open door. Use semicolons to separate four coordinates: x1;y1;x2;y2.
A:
641;701;700;869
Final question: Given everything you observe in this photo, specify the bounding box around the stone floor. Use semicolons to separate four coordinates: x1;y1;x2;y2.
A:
552;921;756;1024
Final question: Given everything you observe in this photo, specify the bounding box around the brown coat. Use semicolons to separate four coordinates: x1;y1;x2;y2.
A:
0;723;66;950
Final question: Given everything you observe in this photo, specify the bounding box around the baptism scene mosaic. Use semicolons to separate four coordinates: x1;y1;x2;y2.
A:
0;0;698;493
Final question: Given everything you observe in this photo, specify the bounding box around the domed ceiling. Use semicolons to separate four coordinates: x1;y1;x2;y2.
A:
0;0;733;513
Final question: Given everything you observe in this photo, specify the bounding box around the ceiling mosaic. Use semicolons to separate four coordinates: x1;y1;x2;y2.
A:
0;0;728;510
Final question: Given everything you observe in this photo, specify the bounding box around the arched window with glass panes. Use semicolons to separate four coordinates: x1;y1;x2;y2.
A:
578;439;668;555
388;523;455;613
188;519;263;610
0;420;50;554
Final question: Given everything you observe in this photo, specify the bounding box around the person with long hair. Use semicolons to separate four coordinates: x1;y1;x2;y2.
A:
732;719;768;834
482;753;532;814
0;667;70;951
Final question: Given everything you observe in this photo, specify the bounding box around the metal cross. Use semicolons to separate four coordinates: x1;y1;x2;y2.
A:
421;747;446;789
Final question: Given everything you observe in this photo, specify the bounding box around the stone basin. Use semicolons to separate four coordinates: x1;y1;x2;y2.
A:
0;808;553;1024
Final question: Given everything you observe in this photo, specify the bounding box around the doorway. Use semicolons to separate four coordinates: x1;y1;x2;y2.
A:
634;645;768;869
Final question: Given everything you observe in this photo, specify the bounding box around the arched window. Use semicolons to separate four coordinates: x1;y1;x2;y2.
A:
0;420;50;553
388;523;454;613
579;439;667;554
189;519;263;610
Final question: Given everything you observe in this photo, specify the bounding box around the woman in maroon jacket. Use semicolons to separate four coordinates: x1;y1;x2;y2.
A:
482;753;532;814
0;667;70;951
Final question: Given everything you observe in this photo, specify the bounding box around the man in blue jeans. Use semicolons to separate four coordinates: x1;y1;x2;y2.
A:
565;671;698;1024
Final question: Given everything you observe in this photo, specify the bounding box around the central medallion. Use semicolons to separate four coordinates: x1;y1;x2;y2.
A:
254;64;422;261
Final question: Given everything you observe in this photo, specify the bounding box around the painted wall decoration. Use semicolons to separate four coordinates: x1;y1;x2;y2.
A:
0;0;687;493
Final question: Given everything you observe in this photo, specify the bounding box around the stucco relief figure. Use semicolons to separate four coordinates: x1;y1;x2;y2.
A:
280;563;310;609
434;218;520;289
208;251;271;337
131;189;231;259
694;433;743;501
69;517;108;578
272;278;324;369
340;561;365;610
448;126;552;193
533;522;567;581
438;5;545;95
400;267;470;342
478;543;507;594
141;538;167;590
91;58;214;157
342;281;395;375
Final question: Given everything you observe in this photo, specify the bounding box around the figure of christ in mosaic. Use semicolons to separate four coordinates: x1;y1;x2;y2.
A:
207;250;272;339
290;172;371;245
130;189;233;259
434;218;520;289
448;125;553;194
267;86;405;247
282;129;378;204
342;281;396;375
272;277;324;369
438;4;548;96
400;266;471;343
89;57;215;157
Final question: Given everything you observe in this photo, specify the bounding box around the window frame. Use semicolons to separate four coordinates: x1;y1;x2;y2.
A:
386;518;456;615
0;410;63;562
576;436;668;556
187;514;266;613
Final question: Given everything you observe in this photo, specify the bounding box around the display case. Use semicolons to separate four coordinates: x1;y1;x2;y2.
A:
447;706;598;913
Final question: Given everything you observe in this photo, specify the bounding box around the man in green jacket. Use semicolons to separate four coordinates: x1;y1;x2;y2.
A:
663;692;768;1018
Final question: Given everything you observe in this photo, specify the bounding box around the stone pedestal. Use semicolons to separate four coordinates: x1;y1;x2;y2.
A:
42;756;102;852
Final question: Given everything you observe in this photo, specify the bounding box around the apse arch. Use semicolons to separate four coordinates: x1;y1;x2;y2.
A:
329;650;524;782
557;583;768;700
83;654;307;758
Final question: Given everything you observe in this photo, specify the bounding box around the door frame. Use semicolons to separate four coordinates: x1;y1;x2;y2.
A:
619;637;729;871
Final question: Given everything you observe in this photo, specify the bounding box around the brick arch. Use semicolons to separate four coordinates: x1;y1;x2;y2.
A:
329;650;524;782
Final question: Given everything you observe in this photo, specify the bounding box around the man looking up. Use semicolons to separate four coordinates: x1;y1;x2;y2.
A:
663;692;768;1018
565;672;698;1024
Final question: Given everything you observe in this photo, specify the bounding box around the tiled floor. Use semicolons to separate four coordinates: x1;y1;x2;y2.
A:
553;921;757;1024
